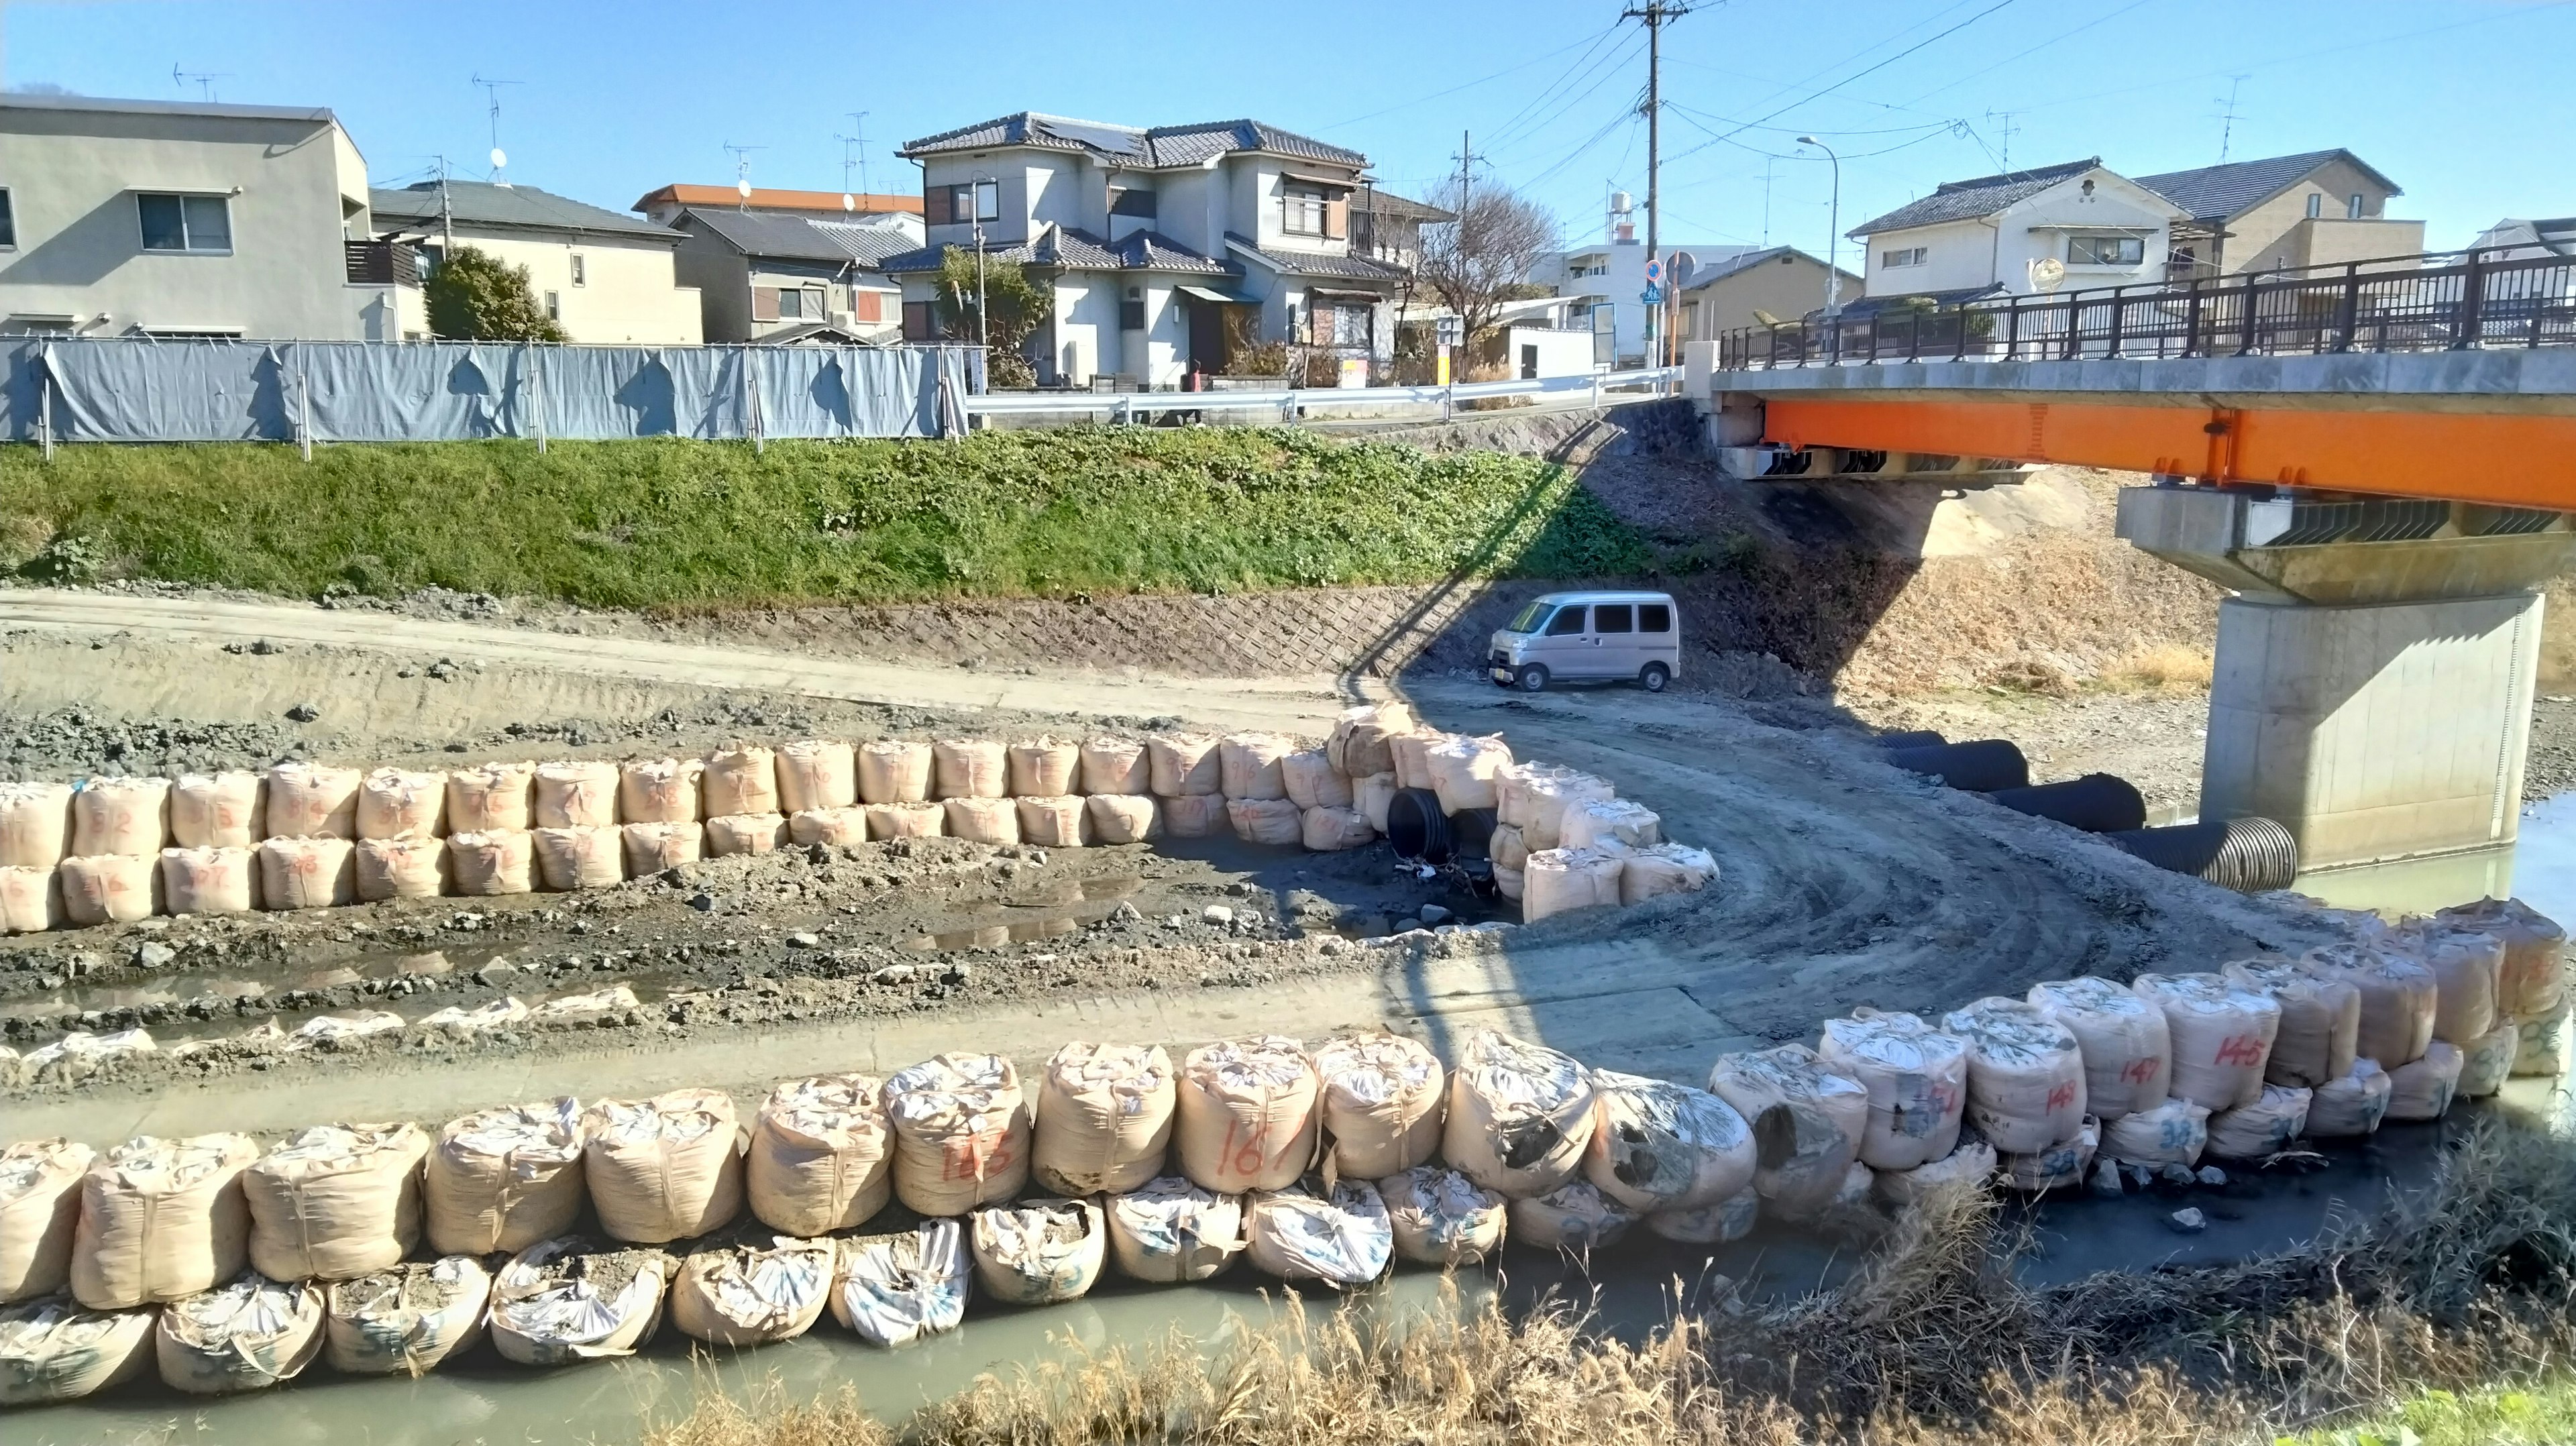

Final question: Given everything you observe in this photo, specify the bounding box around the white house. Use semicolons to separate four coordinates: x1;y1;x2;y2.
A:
1526;240;1742;367
1845;158;2188;311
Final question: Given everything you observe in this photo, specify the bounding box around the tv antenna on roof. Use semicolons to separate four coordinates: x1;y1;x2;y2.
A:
472;72;521;180
172;64;230;103
1984;109;2023;172
838;112;871;201
2213;74;2249;164
723;142;766;210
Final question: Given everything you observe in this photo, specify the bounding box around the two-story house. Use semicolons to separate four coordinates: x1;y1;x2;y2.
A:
2133;150;2420;279
1526;241;1737;367
659;205;914;344
881;112;1415;388
1845;158;2188;313
368;180;702;344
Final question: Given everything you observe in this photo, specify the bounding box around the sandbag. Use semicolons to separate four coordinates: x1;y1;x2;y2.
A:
2222;958;2360;1089
581;1091;745;1245
1998;1116;2099;1192
1313;1034;1445;1178
161;846;255;915
168;773;261;850
1017;796;1088;848
857;739;934;804
1376;1166;1504;1266
621;821;704;875
1356;771;1399;834
2398;923;2504;1044
1327;702;1416;779
1816;1010;1971;1170
2306;1060;2394;1137
706;813;788;856
1424;734;1513;814
1874;1136;2000;1207
1079;737;1149;796
1495;763;1583;831
2304;944;2437;1069
1176;1036;1321;1194
1508;1179;1635;1253
1282;749;1354;810
886;1053;1032;1216
1086;794;1157;844
533;761;620;828
1106;1177;1244;1283
2133;973;2282;1111
1162;793;1226;838
244;1123;429;1282
672;1235;835;1346
787;807;870;848
1707;1043;1870;1217
0;781;72;867
1034;1042;1175;1197
745;1077;895;1239
617;758;703;824
1620;842;1718;904
60;853;156;925
25;1029;156;1079
941;797;1018;846
425;1098;588;1256
1228;797;1303;847
1289;805;1368;854
2516;999;2572;1078
1560;798;1661;851
933;738;1008;799
0;866;59;933
2438;896;2567;1020
448;828;536;895
72;779;173;860
1219;732;1295;801
866;802;946;840
0;1296;156;1404
323;1256;490;1376
829;1222;967;1347
1444;1030;1597;1198
2385;1042;2463;1121
971;1198;1105;1306
1244;1179;1391;1286
1495;865;1525;899
155;1271;323;1394
532;826;623;890
1388;732;1451;793
355;836;445;901
1490;822;1529;873
2207;1084;2311;1160
1008;738;1081;798
356;768;445;840
72;1134;258;1309
775;739;857;814
2099;1097;2208;1167
1522;773;1615;852
257;837;353;910
1146;734;1222;797
702;743;781;818
1645;1190;1761;1245
1;1139;92;1303
264;763;360;840
1940;997;2088;1153
488;1236;672;1365
447;762;536;832
1521;846;1625;923
1585;1070;1756;1215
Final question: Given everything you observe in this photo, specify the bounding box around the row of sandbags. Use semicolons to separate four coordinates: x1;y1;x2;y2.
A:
1477;761;1717;921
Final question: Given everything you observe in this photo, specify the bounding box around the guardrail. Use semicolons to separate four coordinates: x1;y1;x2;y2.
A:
960;366;1682;423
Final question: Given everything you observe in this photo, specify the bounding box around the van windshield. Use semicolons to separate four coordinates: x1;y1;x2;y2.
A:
1505;602;1555;634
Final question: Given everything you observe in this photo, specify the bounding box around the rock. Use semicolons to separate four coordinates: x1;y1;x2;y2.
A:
871;964;916;985
1163;915;1186;930
2125;1163;2154;1189
941;964;971;985
2159;1164;2196;1186
687;892;716;912
1418;903;1452;926
1027;849;1047;866
1110;901;1142;924
248;638;282;656
285;702;321;722
473;961;519;985
1224;881;1252;897
1393;917;1424;934
786;932;820;949
2167;1208;2207;1233
133;942;176;969
2196;1166;2227;1186
2087;1158;2123;1198
1201;905;1234;926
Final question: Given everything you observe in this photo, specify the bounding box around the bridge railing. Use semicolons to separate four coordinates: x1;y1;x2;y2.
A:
1716;243;2576;370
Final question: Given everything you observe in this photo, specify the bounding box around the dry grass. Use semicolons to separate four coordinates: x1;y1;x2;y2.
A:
2100;643;2216;691
647;1115;2576;1446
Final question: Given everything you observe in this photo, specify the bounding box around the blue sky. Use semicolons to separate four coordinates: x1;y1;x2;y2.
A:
5;0;2569;256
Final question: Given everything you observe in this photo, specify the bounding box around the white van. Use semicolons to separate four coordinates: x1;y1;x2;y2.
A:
1488;590;1681;693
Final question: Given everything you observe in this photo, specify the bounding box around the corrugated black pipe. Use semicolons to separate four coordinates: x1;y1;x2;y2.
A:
1875;729;1947;751
2108;816;2300;893
1385;787;1454;865
1887;739;2031;792
1989;773;2148;833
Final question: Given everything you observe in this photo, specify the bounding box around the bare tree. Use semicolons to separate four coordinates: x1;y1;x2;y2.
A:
1413;178;1560;364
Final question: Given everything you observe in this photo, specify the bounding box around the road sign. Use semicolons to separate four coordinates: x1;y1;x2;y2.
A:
1643;257;1665;284
1641;284;1664;304
1434;316;1463;347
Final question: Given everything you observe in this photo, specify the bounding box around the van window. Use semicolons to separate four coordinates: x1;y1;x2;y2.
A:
1640;603;1672;633
1507;601;1553;633
1594;604;1633;633
1544;605;1587;636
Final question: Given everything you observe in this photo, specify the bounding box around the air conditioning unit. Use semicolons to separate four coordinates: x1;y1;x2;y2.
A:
829;311;855;328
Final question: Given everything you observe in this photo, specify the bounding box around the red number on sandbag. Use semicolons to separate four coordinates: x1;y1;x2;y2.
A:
2213;1034;2266;1067
1223;1119;1270;1178
2121;1056;2163;1084
2045;1081;2078;1112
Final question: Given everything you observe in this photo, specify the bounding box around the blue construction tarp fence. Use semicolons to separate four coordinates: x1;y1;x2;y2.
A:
15;337;985;446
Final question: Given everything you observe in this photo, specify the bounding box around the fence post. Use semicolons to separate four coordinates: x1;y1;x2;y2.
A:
297;366;313;463
1590;374;1601;413
531;346;549;455
2332;264;2361;354
2182;280;2204;358
2236;271;2261;356
2004;298;2020;360
37;351;52;463
2453;247;2488;351
2104;287;2126;358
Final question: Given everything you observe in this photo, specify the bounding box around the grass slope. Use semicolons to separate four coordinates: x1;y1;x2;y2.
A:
0;430;1654;610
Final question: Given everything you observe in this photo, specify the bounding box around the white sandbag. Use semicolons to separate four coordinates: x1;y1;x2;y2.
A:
1815;1010;1971;1171
161;846;255;915
1645;1190;1760;1245
1939;997;2088;1153
355;836;445;901
620;821;703;875
0;781;72;867
2222;958;2360;1089
829;1222;967;1347
1313;1034;1445;1178
932;738;1008;800
1522;773;1616;852
1;1139;92;1304
1282;750;1354;810
1106;1177;1244;1283
446;762;535;832
1327;702;1417;779
532;826;623;890
2398;922;2504;1044
1998;1116;2099;1192
1175;1036;1319;1194
1619;842;1718;904
488;1237;671;1365
1162;792;1225;838
1444;1029;1597;1199
1228;797;1303;847
2385;1042;2463;1121
943;797;1020;845
1493;865;1525;902
1388;732;1451;793
1017;795;1088;848
532;761;620;829
1560;797;1661;851
1586;1069;1760;1215
71;777;172;858
855;739;933;805
1873;1136;1999;1207
1521;846;1625;923
417;997;531;1036
2133;973;2282;1111
886;1053;1032;1216
447;828;535;895
244;1123;429;1282
1707;1043;1871;1217
745;1076;891;1238
0;1296;156;1404
168;773;261;850
1299;805;1375;852
787;807;869;848
1508;1179;1635;1253
1833;1162;1876;1209
1034;1042;1175;1197
1424;734;1513;814
775;739;857;814
155;1271;323;1394
288;1012;405;1050
2098;1097;2208;1168
706;813;787;856
533;986;641;1027
1146;734;1222;797
425;1099;587;1256
2304;944;2438;1069
256;838;353;911
0;866;58;934
616;758;702;824
1218;732;1295;801
1244;1179;1391;1285
672;1235;835;1346
702;743;781;818
581;1091;745;1245
971;1197;1105;1305
1007;738;1081;798
323;1256;490;1376
865;802;945;840
2206;1085;2312;1160
25;1030;156;1078
2438;896;2567;1021
1079;737;1149;796
1086;794;1157;844
2518;1000;2573;1078
60;852;156;924
1489;822;1529;873
356;768;446;840
262;763;358;840
1356;771;1399;834
2306;1060;2394;1137
1381;1166;1505;1266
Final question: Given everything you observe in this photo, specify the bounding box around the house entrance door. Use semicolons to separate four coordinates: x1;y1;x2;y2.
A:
1187;300;1226;378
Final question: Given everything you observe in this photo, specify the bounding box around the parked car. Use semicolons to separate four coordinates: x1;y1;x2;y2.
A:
1489;590;1680;693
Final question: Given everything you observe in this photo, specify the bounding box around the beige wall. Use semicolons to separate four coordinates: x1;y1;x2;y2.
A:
447;228;700;344
1688;252;1860;337
2216;157;2404;272
2284;217;2426;271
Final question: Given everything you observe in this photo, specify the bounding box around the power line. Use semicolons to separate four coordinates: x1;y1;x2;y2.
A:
1894;0;2154;109
1476;21;1629;155
1660;0;2020;170
1479;32;1646;160
1318;32;1610;131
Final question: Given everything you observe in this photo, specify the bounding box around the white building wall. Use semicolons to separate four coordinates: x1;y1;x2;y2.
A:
1052;270;1118;385
446;228;700;344
1859;217;1994;296
1859;173;2177;298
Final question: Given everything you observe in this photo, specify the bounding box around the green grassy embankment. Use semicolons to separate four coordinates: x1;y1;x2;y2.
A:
0;429;1658;611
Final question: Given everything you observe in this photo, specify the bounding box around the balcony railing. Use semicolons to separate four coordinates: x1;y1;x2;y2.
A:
343;239;419;287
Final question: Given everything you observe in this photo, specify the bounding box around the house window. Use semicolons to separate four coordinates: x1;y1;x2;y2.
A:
851;290;883;324
1328;302;1370;349
1120;299;1146;331
0;190;15;249
1282;184;1328;236
544;290;561;320
1108;187;1157;219
2306;193;2323;219
2067;233;2144;266
2348;192;2365;219
1570;256;1608;278
136;192;232;254
902;300;936;340
570;253;586;286
950;180;1000;223
1880;245;1927;268
777;288;804;320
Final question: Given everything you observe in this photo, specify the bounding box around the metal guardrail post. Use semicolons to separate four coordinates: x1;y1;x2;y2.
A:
2104;287;2125;358
2003;298;2019;361
2235;271;2261;357
2332;264;2361;354
37;353;52;463
2182;280;2204;358
297;366;313;463
2453;247;2488;351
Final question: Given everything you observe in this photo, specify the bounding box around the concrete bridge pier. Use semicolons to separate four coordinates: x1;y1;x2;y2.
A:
2118;486;2576;873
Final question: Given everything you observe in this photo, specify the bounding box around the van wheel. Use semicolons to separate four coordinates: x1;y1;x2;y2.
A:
1515;664;1550;693
1639;663;1670;693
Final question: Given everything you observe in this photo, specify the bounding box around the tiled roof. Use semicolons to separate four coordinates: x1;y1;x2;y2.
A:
877;225;1232;276
1846;158;2101;237
1678;245;1858;290
2133;150;2400;223
1356;190;1455;223
635;184;920;216
372;180;677;239
1224;233;1407;282
900;111;1365;169
1830;283;2006;318
680;207;917;267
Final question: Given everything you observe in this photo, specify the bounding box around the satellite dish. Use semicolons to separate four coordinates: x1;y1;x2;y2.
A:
2029;257;2068;294
737;178;753;199
842;192;857;213
488;147;506;171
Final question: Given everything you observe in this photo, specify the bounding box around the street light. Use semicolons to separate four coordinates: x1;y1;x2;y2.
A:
1797;136;1841;321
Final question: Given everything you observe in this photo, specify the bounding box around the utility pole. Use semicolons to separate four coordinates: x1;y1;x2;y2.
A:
1760;156;1775;247
432;155;455;256
1624;2;1689;366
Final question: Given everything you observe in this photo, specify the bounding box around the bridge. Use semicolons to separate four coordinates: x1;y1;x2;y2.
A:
1683;244;2576;877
